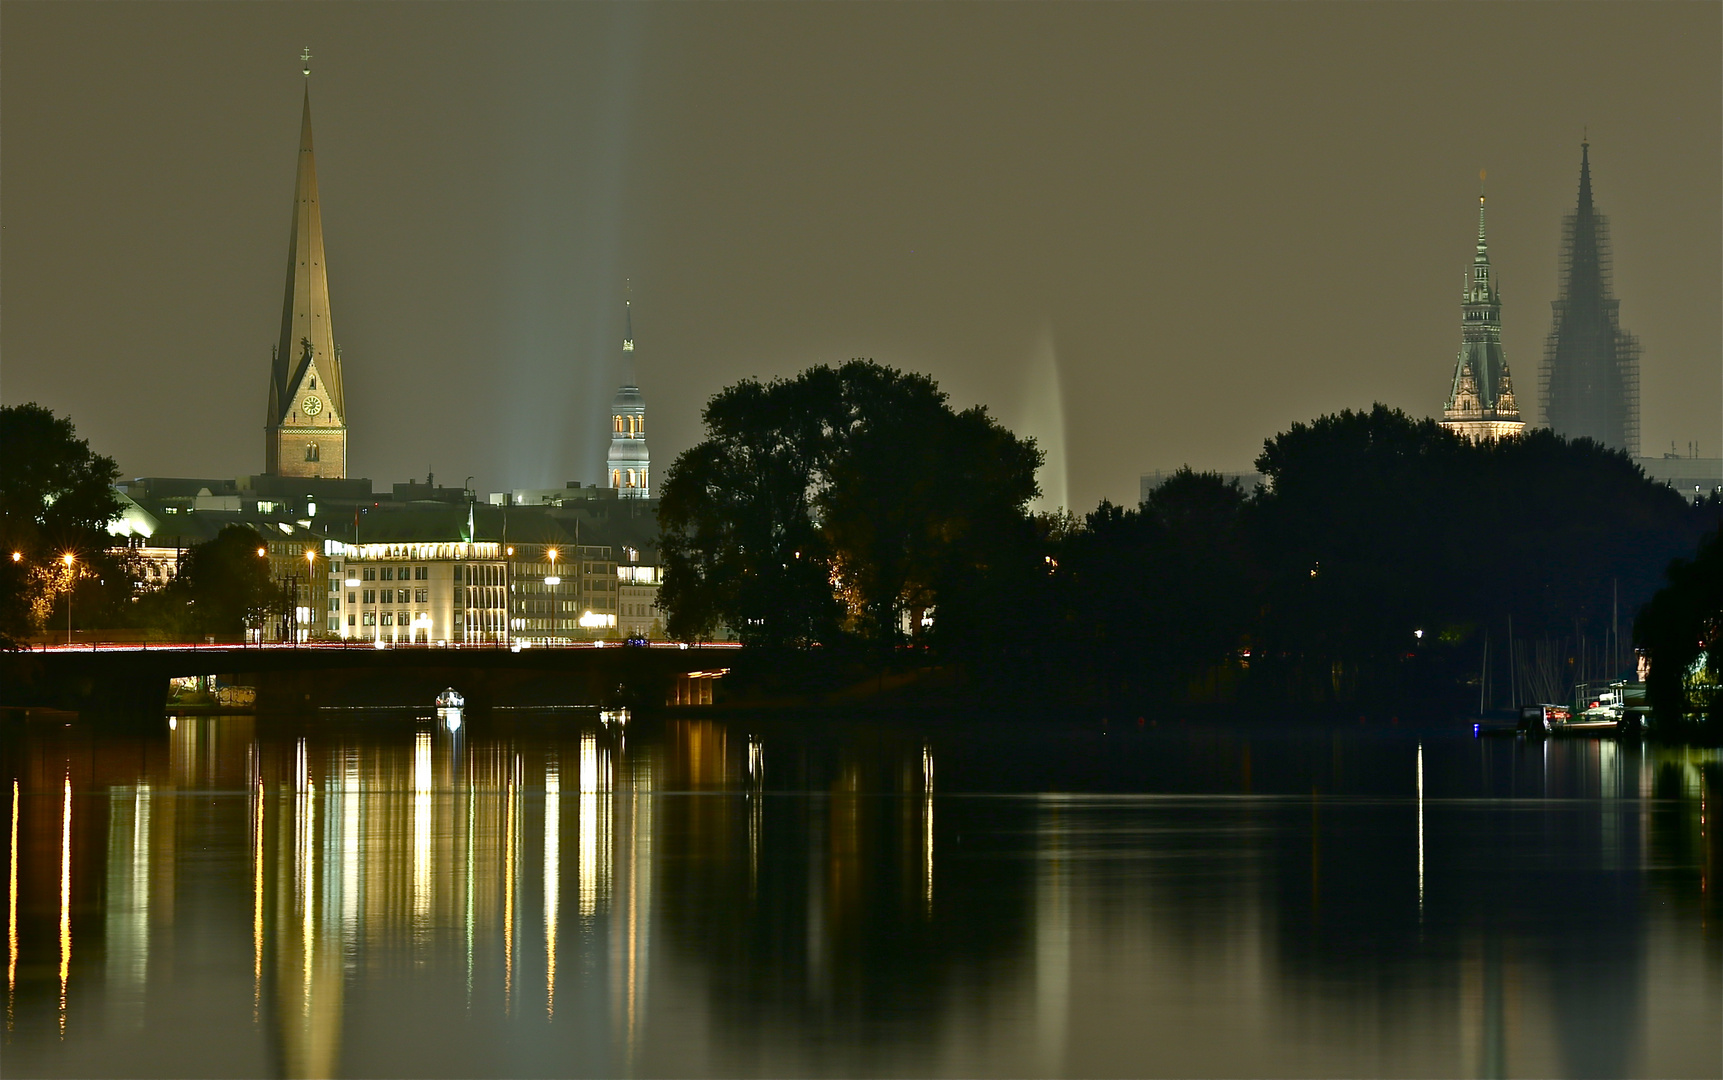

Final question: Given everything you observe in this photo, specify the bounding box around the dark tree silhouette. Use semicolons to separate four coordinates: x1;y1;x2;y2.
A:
1635;531;1722;738
658;361;1040;649
0;403;123;644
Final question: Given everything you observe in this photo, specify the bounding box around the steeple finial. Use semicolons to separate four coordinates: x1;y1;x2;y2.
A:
301;47;312;78
622;279;635;355
1475;170;1489;264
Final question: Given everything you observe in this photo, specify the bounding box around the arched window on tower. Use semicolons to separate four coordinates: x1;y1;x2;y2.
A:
614;415;624;434
305;443;320;462
612;469;621;488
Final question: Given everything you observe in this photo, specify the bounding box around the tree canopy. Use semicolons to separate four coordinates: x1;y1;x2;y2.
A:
143;525;276;640
1635;530;1722;737
0;404;123;643
658;361;1041;648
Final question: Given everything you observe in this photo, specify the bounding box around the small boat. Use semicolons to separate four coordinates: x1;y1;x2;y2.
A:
435;687;465;708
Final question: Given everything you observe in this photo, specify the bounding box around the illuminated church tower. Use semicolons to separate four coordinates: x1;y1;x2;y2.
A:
607;300;650;498
1541;141;1640;455
1441;180;1524;442
265;50;348;478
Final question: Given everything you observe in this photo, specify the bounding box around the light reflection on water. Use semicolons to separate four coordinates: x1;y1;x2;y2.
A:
2;714;1718;1078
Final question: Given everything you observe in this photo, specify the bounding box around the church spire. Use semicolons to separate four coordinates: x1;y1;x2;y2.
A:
1441;174;1522;442
265;52;349;478
1542;139;1639;454
607;292;650;499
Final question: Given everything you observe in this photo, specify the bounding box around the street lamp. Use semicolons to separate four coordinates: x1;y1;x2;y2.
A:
545;548;560;586
304;549;318;643
61;553;75;646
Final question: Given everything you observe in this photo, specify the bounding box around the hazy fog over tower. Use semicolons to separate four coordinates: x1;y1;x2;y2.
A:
1441;181;1523;442
1542;142;1640;456
265;50;348;479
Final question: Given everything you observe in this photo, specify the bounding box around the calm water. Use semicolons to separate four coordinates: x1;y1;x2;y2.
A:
3;712;1718;1078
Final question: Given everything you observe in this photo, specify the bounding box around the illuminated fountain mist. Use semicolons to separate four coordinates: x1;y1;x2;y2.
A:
1019;324;1068;514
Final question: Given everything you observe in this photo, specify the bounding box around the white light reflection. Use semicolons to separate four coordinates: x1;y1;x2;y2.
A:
1416;743;1425;910
1034;799;1070;1075
615;748;652;1067
545;759;560;1019
340;750;360;964
747;737;762;897
104;784;151;1029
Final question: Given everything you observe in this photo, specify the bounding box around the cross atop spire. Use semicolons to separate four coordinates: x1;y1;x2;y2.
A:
301;46;312;78
623;279;634;354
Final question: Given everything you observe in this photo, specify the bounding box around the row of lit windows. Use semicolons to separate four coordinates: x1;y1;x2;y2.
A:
355;565;429;581
351;588;428;604
352;611;423;627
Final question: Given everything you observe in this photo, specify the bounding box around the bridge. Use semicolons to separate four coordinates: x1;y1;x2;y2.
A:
0;642;740;715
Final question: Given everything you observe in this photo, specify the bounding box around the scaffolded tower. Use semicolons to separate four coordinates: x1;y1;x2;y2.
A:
1542;141;1640;455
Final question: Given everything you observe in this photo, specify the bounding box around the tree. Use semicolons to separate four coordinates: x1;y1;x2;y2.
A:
1635;530;1722;737
0;404;123;644
658;361;1041;648
154;525;276;640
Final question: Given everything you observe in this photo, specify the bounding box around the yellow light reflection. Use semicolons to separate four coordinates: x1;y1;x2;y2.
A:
505;755;517;1013
59;772;71;1038
8;778;18;1029
578;734;611;918
544;760;559;1020
414;733;433;921
923;745;935;917
253;775;264;1023
1416;743;1425;910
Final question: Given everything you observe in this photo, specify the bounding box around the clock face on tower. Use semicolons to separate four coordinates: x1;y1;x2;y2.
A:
301;395;323;417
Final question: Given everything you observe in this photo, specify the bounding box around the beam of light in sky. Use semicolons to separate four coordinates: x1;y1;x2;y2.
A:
1020;322;1068;514
499;7;644;489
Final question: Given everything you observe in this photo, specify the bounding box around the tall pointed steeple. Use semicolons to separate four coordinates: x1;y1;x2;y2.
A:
1441;174;1524;442
1542;140;1640;454
607;293;650;499
266;49;349;478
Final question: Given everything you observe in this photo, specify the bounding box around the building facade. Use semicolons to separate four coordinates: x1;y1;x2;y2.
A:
265;60;350;479
1542;142;1640;455
1441;186;1524;442
334;540;509;644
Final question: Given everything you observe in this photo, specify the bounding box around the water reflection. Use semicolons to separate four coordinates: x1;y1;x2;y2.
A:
1;717;1718;1077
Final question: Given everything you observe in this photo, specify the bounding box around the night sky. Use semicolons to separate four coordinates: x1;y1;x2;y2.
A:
3;4;1717;511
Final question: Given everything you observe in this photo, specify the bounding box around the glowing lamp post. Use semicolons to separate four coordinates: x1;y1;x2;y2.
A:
304;550;318;643
61;553;75;646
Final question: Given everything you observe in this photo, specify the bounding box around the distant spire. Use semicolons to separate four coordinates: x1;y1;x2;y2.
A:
1576;138;1594;219
266;63;347;477
1543;139;1639;455
1472;171;1491;297
301;46;312;78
